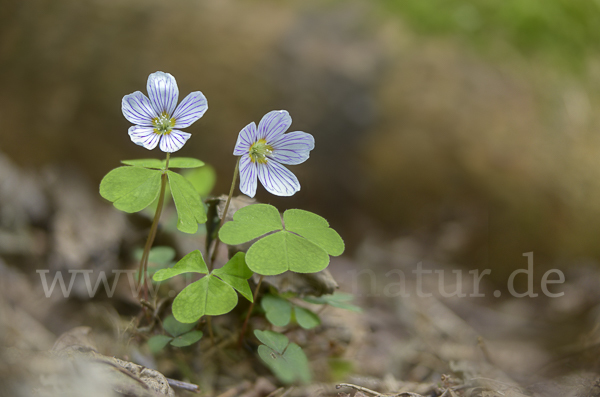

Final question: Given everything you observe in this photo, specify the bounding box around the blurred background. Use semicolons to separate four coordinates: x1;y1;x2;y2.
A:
4;0;600;279
3;0;600;390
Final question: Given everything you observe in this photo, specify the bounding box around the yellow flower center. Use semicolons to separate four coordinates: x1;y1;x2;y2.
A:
152;112;176;135
249;139;273;164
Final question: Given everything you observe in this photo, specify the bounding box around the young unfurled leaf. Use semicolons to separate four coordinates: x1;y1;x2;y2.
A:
170;330;203;347
303;292;362;313
261;294;292;327
167;171;207;234
148;335;172;353
212;253;254;302
283;210;344;256
122;157;205;170
218;204;282;245
184;165;217;197
162;315;196;337
153;250;207;282
246;231;329;275
172;275;238;323
293;307;320;329
218;205;344;276
255;330;311;384
100;166;162;213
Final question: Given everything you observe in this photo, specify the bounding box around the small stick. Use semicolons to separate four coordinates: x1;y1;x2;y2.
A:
167;378;200;393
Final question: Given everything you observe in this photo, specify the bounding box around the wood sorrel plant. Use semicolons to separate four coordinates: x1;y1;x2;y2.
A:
100;71;347;383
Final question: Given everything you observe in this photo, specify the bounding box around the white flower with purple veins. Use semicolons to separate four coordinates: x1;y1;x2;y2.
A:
234;110;315;197
122;71;207;153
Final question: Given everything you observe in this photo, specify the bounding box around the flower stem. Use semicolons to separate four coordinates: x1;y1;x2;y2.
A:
138;152;170;301
238;275;263;349
208;157;240;271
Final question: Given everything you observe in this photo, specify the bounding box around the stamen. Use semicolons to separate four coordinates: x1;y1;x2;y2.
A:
152;112;176;135
249;139;274;164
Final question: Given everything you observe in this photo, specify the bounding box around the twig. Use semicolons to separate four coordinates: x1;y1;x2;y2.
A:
336;384;426;397
167;378;200;393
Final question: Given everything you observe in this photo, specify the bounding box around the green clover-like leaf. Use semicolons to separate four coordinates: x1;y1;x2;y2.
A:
121;159;165;169
172;275;238;323
255;330;311;384
254;330;289;354
167;171;207;234
212;253;254;302
148;335;172;353
167;157;205;169
153;250;208;282
245;231;329;275
261;294;292;327
219;204;283;245
163;315;196;337
100;166;162;213
303;292;362;313
170;330;203;347
122;157;204;170
293;307;321;329
283;209;345;256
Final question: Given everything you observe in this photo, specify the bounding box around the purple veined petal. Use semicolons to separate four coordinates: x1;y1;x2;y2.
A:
122;91;157;127
128;125;161;150
238;154;258;198
257;160;300;197
270;131;315;165
172;91;208;128
159;129;191;153
147;71;179;116
257;110;291;142
233;122;258;155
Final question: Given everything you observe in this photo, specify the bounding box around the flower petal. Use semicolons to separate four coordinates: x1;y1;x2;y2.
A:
270;131;315;165
257;160;300;197
159;130;191;153
239;155;258;198
128;126;160;150
122;91;157;126
257;110;292;142
172;91;208;128
147;71;179;116
233;122;258;155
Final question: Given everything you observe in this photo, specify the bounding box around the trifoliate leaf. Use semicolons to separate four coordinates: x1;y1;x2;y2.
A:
167;171;207;234
261;294;292;327
172;275;238;323
148;335;172;353
100;166;162;213
303;292;362;313
153;250;208;282
245;231;329;275
219;204;282;245
293;307;321;329
283;209;344;256
212;253;254;302
121;158;204;169
163;315;196;337
167;157;205;169
121;159;165;169
255;330;311;384
170;330;203;347
254;330;289;354
184;165;216;197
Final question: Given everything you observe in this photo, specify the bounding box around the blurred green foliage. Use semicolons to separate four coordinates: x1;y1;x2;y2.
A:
381;0;600;73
